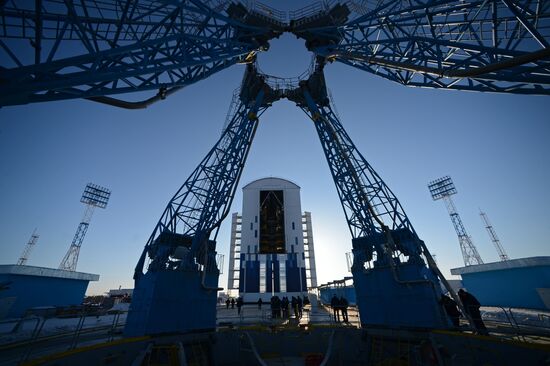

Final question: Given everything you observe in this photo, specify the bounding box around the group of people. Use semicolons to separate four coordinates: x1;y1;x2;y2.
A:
225;295;310;320
330;295;349;323
224;297;244;315
269;295;310;319
225;289;487;334
440;289;488;335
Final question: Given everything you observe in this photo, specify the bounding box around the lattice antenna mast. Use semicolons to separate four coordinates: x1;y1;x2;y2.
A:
428;176;483;266
59;183;111;271
480;210;509;261
17;229;39;266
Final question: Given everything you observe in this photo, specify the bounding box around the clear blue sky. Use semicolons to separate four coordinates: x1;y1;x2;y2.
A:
1;1;549;295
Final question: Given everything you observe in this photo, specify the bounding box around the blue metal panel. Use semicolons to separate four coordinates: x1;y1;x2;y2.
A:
286;266;301;293
239;267;245;293
124;269;217;337
0;273;91;318
460;265;550;310
291;253;298;267
245;261;260;293
354;262;449;328
266;260;272;294
273;259;280;293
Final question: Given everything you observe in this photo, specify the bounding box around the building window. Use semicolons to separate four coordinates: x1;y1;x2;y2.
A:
292;222;295;230
279;260;286;292
255;230;258;238
295;237;298;245
259;190;286;254
250;222;253;230
255;215;258;223
259;261;266;293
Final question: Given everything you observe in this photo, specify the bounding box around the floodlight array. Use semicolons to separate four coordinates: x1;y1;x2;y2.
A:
81;183;111;208
427;176;457;201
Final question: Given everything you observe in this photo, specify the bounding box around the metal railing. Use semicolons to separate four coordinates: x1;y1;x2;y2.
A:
256;57;316;94
0;311;127;364
481;306;550;341
289;1;338;21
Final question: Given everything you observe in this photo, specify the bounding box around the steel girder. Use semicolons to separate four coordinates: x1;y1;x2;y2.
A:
299;85;414;241
133;85;266;280
58;222;88;271
0;0;275;106
443;196;484;266
307;0;550;94
2;1;549;106
296;77;452;319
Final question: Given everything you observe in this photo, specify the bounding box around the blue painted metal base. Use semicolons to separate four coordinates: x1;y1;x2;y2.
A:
0;265;98;319
451;256;550;310
124;268;219;337
353;262;450;329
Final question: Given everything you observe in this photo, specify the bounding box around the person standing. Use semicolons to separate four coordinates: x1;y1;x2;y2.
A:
282;297;289;318
440;294;461;327
225;298;230;309
340;296;349;323
257;298;263;310
330;294;340;323
230;298;235;309
297;296;303;319
458;289;488;335
236;297;243;315
271;295;281;319
292;296;299;319
271;296;277;318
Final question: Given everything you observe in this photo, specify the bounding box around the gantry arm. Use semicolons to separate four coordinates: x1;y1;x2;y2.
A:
0;0;277;107
301;0;550;95
133;72;268;279
296;74;459;321
299;86;414;241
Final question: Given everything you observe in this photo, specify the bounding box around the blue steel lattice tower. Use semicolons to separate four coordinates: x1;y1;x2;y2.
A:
17;229;39;266
1;0;549;336
480;210;509;261
59;183;111;271
428;176;483;266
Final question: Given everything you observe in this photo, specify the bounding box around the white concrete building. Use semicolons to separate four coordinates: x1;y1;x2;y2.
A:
227;177;318;301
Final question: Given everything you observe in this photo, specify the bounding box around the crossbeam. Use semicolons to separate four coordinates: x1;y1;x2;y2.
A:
0;0;277;106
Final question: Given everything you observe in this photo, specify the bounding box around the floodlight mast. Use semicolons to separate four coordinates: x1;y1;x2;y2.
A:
17;229;39;266
59;183;111;271
428;176;483;266
480;210;509;261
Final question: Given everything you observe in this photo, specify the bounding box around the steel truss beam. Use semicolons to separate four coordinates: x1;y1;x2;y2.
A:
294;70;459;329
133;82;267;280
443;195;484;266
299;87;414;240
307;0;550;94
298;86;434;268
0;0;275;106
